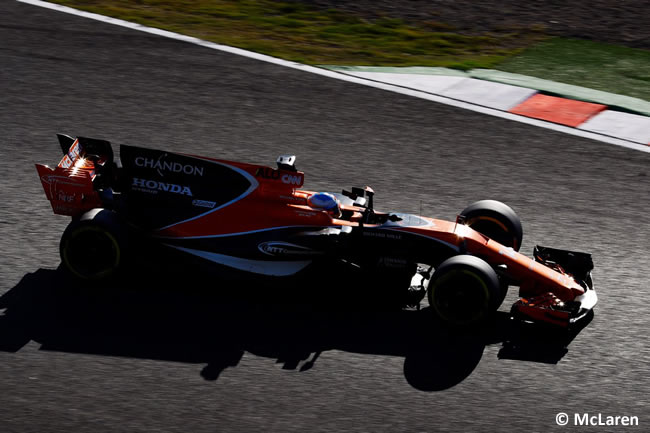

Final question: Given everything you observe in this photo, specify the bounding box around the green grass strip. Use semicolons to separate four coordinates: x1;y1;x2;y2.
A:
494;38;650;101
47;2;650;102
48;0;532;69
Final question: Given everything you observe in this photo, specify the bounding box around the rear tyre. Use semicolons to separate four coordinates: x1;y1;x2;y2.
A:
427;255;500;327
60;209;127;281
460;200;523;251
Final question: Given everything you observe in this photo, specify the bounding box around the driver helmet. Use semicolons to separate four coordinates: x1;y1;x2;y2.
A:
308;192;342;218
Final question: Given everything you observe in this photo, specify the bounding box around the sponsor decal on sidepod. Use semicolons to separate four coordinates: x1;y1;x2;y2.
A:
258;241;317;257
132;177;193;196
192;199;217;209
135;155;204;177
255;167;303;185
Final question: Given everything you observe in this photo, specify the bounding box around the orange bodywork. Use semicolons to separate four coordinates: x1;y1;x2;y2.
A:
155;167;585;305
385;221;585;302
35;138;102;216
36;138;590;326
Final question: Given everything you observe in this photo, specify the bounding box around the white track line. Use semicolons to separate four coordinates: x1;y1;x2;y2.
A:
16;0;650;154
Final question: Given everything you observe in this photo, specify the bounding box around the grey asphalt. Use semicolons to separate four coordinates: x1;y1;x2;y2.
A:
1;1;649;432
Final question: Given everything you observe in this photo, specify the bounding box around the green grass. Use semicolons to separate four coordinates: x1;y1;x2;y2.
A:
49;1;650;99
49;0;535;69
495;38;650;101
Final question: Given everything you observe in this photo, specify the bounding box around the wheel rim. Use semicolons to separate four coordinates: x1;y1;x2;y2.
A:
430;269;490;325
62;226;121;279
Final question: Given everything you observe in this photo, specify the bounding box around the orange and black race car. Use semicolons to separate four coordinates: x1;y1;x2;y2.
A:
35;134;597;328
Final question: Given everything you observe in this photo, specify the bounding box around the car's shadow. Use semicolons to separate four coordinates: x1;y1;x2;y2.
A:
0;267;592;391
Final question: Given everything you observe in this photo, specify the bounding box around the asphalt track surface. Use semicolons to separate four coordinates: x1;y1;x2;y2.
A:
1;1;649;432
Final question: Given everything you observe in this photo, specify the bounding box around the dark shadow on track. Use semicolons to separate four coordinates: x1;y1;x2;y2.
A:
0;267;592;392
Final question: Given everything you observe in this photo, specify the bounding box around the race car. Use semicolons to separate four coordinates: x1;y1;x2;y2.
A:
35;134;597;328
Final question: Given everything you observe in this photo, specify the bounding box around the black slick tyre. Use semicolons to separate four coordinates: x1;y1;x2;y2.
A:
427;255;500;327
460;200;523;309
460;200;523;252
59;209;127;281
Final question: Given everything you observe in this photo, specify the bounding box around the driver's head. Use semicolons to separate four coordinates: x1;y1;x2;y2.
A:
308;192;342;218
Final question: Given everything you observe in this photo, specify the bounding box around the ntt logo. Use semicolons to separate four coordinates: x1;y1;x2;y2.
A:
258;241;314;256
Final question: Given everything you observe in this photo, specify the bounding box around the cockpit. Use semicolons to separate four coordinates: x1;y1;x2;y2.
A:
306;186;406;227
272;155;406;227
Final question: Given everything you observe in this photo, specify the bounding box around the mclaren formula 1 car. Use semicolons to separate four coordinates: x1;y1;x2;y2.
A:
35;134;597;328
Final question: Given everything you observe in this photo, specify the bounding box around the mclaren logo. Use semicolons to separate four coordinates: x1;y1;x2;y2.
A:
132;177;193;196
258;241;315;257
135;155;204;177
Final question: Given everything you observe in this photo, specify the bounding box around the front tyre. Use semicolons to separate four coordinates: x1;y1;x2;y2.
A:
460;200;523;251
60;209;127;281
427;255;500;327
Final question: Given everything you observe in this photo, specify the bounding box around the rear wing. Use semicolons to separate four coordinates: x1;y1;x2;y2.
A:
56;134;113;166
35;134;115;216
